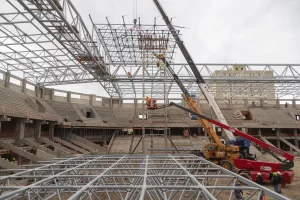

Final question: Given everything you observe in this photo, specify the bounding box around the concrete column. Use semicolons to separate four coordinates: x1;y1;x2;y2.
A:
50;89;55;100
110;98;113;107
4;71;10;88
34;121;42;143
35;84;40;98
49;124;55;140
258;128;262;137
0;122;1;133
276;128;280;149
229;98;233;108
260;98;265;108
89;95;95;106
40;87;44;99
294;129;299;148
276;99;280;108
22;79;26;94
67;92;71;103
134;99;137;109
292;99;296;109
15;122;25;145
245;98;249;108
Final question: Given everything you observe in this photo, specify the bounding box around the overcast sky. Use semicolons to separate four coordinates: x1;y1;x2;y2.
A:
50;0;300;97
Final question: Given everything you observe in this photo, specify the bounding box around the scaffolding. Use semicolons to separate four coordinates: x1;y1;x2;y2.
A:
0;154;288;200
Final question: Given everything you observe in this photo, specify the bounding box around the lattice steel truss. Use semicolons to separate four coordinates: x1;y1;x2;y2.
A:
93;17;178;98
0;154;287;200
0;0;120;96
0;1;300;99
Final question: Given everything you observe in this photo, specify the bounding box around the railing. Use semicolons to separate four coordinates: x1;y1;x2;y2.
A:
0;104;61;121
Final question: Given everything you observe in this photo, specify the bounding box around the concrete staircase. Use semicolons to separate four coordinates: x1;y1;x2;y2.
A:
20;138;56;156
53;137;89;154
40;138;72;156
0;140;45;162
0;157;22;170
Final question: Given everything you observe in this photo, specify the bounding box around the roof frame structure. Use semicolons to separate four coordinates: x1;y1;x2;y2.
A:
0;1;300;99
0;154;289;200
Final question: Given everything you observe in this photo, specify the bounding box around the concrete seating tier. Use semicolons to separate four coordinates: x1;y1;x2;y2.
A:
93;106;118;126
0;87;37;113
45;100;79;122
113;107;135;127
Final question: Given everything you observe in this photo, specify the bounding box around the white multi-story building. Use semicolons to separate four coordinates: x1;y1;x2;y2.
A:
200;65;275;101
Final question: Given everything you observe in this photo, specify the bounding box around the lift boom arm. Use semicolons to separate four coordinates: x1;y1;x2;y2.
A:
152;0;235;141
166;102;294;162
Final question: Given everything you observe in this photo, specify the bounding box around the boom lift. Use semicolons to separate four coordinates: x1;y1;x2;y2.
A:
153;53;241;170
157;102;294;185
152;0;235;141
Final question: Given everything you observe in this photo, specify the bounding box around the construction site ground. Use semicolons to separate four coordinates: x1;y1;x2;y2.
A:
252;153;300;199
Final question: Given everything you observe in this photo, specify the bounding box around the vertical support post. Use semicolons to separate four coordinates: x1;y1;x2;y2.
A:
15;122;25;145
50;89;55;100
89;95;95;106
229;98;233;108
35;83;40;98
4;71;10;88
0;122;1;133
22;79;26;94
292;99;296;109
276;98;280;108
34;121;42;143
260;98;265;108
294;129;298;148
276;128;280;149
245;98;249;108
258;128;262;137
67;92;71;103
49;124;55;140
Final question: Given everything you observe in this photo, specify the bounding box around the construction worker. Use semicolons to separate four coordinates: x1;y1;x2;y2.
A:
234;183;244;200
11;158;17;164
277;171;282;193
256;172;263;185
271;172;279;193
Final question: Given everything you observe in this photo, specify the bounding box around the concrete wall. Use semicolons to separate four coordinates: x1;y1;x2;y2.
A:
9;83;22;93
26;88;36;97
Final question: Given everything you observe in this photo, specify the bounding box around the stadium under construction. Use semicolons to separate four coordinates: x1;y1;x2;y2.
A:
0;0;299;199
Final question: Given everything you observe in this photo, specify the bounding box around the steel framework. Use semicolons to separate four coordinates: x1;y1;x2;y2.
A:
0;1;300;99
0;154;288;200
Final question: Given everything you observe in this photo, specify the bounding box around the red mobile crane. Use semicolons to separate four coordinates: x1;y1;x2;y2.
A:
157;102;294;185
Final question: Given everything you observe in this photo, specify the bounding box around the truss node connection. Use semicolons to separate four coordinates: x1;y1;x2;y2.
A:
0;154;288;200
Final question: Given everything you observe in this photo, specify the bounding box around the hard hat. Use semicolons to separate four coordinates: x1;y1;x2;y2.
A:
273;172;277;176
12;158;16;161
277;171;281;174
257;172;261;176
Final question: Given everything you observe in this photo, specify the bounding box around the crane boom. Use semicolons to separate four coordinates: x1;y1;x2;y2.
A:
152;0;235;141
155;54;223;145
167;102;294;166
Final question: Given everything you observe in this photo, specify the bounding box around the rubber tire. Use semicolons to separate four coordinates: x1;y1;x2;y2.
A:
220;160;233;171
240;172;251;180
